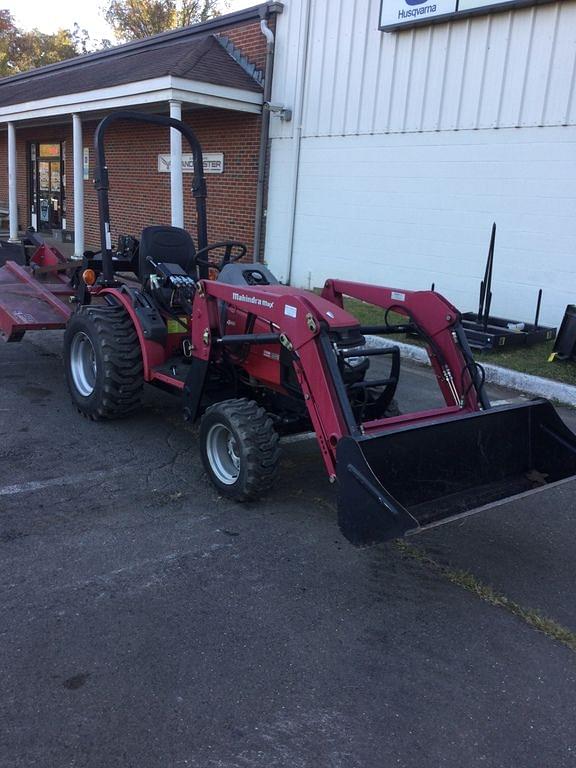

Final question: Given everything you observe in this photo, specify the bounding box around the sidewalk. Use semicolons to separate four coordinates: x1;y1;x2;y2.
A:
369;335;576;407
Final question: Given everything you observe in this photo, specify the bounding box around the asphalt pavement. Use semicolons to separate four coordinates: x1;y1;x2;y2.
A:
1;331;575;768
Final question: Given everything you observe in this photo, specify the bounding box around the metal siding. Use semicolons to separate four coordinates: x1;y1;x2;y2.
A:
267;0;303;140
272;128;576;327
264;1;576;327
270;0;576;138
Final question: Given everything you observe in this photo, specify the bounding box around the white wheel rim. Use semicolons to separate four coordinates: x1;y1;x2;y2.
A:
70;331;97;397
206;424;241;485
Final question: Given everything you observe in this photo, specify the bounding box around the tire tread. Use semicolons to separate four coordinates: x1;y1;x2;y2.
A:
65;304;144;420
201;398;280;501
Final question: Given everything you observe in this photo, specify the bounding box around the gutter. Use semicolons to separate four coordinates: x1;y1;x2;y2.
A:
253;7;281;262
285;0;312;284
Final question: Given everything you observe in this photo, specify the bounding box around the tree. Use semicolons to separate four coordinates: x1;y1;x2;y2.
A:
7;28;78;73
71;23;92;55
179;0;225;26
0;11;109;76
0;8;15;34
103;0;226;42
0;9;17;75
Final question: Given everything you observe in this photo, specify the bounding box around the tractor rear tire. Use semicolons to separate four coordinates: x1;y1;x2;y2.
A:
64;304;144;420
200;398;280;502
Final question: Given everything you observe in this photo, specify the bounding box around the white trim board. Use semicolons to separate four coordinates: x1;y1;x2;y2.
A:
0;76;262;123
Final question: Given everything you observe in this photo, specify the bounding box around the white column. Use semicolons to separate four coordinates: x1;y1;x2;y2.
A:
72;113;84;259
169;100;183;229
7;122;18;242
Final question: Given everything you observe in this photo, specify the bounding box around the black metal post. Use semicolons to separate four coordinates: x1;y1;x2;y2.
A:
482;223;496;330
534;289;543;330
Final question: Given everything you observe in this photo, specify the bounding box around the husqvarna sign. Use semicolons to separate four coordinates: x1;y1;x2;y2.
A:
379;0;556;31
380;0;457;29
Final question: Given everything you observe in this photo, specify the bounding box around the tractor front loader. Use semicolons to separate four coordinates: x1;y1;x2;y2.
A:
1;111;575;546
190;277;576;544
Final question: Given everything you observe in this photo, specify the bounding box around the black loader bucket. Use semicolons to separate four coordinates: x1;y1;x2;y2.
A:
337;400;576;545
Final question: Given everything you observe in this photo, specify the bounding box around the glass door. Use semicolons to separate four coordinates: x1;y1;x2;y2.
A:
29;142;64;232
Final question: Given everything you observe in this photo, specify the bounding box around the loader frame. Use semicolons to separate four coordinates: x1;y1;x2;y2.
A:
187;277;488;480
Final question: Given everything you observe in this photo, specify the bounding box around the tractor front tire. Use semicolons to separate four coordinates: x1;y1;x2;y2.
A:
64;304;144;420
200;399;280;502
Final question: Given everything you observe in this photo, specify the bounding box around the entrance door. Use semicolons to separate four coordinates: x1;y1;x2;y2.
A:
29;142;65;232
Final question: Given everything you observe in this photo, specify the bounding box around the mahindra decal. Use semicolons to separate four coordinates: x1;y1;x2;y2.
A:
232;292;275;310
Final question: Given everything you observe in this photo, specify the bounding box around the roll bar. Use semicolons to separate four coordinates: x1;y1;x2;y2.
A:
93;111;208;284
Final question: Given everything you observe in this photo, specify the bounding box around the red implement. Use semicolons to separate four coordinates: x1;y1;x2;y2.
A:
0;260;73;342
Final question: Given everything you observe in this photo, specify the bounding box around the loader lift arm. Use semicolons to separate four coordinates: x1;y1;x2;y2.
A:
190;279;362;476
321;279;490;412
191;278;488;478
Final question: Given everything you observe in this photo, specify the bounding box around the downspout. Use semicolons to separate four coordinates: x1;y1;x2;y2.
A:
286;0;312;284
253;12;278;263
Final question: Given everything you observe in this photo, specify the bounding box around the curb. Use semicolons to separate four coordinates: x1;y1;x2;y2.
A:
365;336;576;408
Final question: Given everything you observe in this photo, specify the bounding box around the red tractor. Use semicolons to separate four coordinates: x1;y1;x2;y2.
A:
2;111;576;545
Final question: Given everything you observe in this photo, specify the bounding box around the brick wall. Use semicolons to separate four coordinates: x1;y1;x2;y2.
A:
81;108;261;253
1;107;262;255
0;15;270;258
220;17;276;74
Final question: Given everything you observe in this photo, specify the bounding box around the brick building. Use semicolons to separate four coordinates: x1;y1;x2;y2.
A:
0;3;282;258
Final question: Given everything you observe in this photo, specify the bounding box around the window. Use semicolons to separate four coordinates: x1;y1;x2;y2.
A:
38;143;61;158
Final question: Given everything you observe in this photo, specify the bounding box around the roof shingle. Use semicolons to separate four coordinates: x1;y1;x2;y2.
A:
0;33;262;109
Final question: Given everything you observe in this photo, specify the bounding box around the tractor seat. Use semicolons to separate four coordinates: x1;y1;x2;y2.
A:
138;225;196;281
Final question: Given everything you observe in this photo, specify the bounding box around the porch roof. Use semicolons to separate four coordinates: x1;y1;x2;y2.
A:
0;5;275;123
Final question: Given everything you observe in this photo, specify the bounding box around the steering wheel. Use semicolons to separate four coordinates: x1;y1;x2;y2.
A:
194;241;247;273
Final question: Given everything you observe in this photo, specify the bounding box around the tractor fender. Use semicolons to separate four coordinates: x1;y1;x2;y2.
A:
97;287;165;378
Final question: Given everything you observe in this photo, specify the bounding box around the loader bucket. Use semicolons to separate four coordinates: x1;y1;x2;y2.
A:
337;400;576;545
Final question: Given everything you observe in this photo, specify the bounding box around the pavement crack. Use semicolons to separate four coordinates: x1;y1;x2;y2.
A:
396;541;576;654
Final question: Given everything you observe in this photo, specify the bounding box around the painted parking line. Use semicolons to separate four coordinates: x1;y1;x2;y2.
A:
0;469;113;497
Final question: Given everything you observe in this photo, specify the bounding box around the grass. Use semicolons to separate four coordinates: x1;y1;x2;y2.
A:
310;495;576;653
341;296;576;387
476;342;576;386
395;541;576;653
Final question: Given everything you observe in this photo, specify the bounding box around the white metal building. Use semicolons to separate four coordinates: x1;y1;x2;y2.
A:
264;0;576;327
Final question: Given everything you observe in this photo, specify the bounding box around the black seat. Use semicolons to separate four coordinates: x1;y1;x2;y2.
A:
139;225;196;281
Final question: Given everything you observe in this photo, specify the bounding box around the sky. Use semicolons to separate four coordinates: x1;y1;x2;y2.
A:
4;0;258;41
